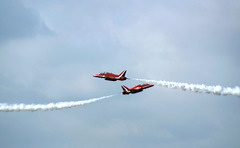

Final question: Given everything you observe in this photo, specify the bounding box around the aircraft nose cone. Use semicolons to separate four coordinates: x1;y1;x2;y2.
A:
93;74;98;77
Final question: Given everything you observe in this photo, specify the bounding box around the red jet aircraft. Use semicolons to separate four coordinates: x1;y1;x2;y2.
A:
93;70;127;81
121;84;154;95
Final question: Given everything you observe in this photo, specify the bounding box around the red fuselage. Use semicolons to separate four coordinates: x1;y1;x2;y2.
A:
121;84;154;95
93;70;127;81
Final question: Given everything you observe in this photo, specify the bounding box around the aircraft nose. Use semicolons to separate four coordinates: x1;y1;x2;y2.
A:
93;74;98;77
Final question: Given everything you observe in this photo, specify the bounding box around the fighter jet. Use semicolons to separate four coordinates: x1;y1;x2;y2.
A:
121;84;154;95
93;70;127;81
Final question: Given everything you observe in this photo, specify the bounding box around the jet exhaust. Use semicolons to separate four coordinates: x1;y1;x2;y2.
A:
0;95;115;112
133;78;240;97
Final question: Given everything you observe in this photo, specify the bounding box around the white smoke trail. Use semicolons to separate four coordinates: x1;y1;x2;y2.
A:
133;78;240;97
0;95;115;112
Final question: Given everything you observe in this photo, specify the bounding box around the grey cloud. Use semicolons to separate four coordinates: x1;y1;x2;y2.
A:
0;0;52;45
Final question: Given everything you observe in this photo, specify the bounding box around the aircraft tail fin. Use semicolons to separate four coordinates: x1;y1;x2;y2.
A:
121;85;130;93
118;70;127;78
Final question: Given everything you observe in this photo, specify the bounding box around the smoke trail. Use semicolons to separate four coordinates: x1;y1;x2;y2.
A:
133;78;240;97
0;95;115;112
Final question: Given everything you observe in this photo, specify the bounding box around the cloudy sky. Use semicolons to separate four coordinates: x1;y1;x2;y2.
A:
0;0;240;147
